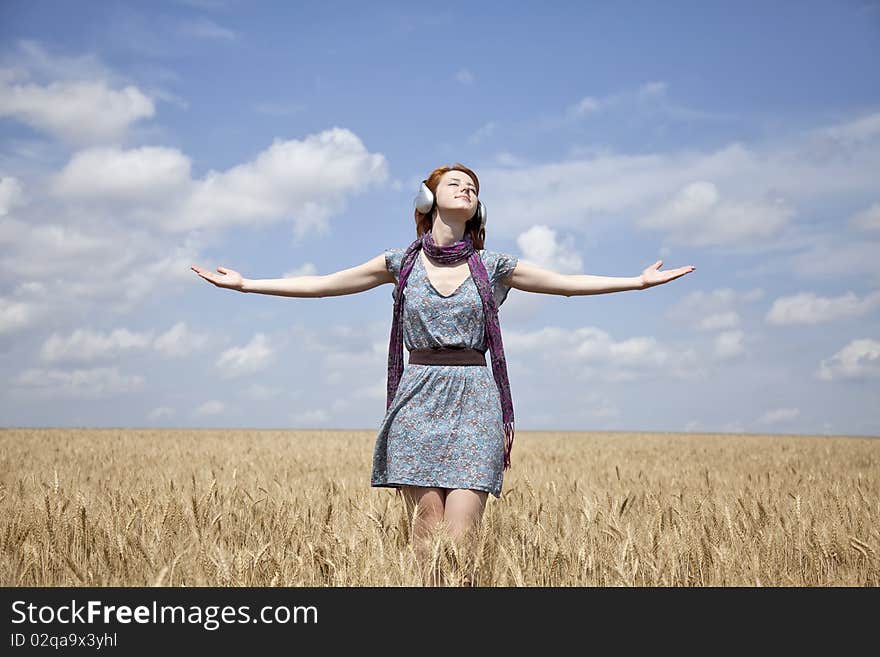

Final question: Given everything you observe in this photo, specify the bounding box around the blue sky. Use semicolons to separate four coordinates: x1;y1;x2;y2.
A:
1;0;878;436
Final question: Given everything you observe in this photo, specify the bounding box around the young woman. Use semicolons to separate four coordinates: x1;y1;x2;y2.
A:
192;163;696;585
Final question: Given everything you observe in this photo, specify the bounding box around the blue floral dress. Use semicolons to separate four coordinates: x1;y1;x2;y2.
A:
371;248;518;498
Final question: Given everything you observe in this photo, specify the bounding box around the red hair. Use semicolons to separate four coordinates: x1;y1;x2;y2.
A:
413;163;485;250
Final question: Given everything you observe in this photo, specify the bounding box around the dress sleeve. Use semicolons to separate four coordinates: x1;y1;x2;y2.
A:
384;247;404;282
491;251;519;307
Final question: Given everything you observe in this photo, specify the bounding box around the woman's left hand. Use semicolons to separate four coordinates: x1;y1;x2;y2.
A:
639;260;696;289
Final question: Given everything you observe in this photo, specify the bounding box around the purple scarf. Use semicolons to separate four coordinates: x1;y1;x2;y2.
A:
387;230;516;470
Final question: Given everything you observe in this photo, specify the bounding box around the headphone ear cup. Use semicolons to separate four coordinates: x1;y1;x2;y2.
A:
414;181;434;214
477;200;487;231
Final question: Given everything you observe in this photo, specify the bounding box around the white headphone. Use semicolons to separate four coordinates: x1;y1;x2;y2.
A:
413;178;487;231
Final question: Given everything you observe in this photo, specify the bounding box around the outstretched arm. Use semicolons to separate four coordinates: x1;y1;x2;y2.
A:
504;259;696;297
191;253;395;298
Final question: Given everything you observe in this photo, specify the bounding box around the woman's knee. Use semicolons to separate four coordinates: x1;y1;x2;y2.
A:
401;486;446;526
443;489;488;537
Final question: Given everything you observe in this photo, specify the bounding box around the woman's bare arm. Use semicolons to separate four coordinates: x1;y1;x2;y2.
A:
504;259;695;297
191;253;396;297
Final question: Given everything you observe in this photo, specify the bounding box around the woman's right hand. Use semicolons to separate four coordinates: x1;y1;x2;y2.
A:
191;265;245;291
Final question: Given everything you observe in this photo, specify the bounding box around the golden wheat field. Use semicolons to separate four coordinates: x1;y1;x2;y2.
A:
1;428;877;586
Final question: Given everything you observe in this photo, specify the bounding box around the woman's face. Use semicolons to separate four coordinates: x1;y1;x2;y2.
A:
435;171;478;216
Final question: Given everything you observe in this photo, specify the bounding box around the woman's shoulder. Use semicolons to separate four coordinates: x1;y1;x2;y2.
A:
384;247;407;276
478;247;517;264
478;246;514;255
385;246;408;260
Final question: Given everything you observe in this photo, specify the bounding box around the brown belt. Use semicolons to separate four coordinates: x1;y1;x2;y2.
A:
408;347;487;366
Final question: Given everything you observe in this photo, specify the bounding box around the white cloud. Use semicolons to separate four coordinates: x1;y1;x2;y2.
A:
242;383;284;400
564;80;727;125
193;400;225;417
849;202;880;231
567;83;644;119
581;401;620;418
0;217;116;278
18;127;387;251
12;366;145;398
714;330;745;360
0;177;25;215
282;263;318;278
757;407;800;425
148;406;175;420
667;287;763;330
215;333;273;378
168;128;387;237
515;225;582;273
351;383;385;400
0;76;155;145
813;112;880;143
319;325;388;386
0;204;198;315
783;236;880;285
787;111;880;174
177;18;238;41
817;338;880;381
528;391;620;426
455;68;475;84
115;241;202;313
698;311;740;331
1;144;212;318
2;40;115;85
295;321;387;356
468;121;496;145
494;151;529;167
505;325;705;381
638;181;796;247
766;290;880;325
285;321;393;390
571;96;602;116
638;81;667;98
153;321;210;357
482;111;880;247
39;327;154;363
0;297;42;335
52;146;191;203
290;408;330;425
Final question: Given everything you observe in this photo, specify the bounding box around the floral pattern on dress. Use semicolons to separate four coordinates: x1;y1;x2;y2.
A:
371;247;518;498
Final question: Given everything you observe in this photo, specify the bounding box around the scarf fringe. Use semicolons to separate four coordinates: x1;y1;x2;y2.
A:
503;420;515;471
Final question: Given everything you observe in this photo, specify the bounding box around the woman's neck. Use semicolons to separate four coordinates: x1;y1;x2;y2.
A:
430;214;466;246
